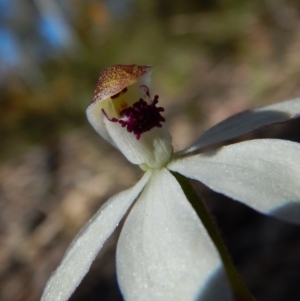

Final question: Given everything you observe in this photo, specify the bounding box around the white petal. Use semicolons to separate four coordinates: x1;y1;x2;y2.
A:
179;98;300;155
105;119;173;169
117;169;231;301
41;172;151;301
170;139;300;224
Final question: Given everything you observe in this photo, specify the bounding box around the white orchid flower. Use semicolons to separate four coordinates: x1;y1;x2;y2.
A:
41;65;300;301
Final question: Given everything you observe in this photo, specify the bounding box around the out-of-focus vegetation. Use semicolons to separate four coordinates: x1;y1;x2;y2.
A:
2;1;300;301
2;0;300;159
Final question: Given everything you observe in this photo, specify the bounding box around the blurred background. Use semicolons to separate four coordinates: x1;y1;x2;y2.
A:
1;0;300;300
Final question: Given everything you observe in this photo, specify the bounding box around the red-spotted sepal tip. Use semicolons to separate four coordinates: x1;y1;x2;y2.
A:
92;65;152;104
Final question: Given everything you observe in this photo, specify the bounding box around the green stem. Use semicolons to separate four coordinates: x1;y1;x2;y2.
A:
171;171;256;301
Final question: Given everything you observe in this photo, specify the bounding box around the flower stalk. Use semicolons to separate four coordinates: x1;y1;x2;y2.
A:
172;171;256;301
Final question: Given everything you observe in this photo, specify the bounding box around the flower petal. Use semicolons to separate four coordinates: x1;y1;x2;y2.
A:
41;172;151;301
170;139;300;224
179;98;300;155
117;169;232;301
